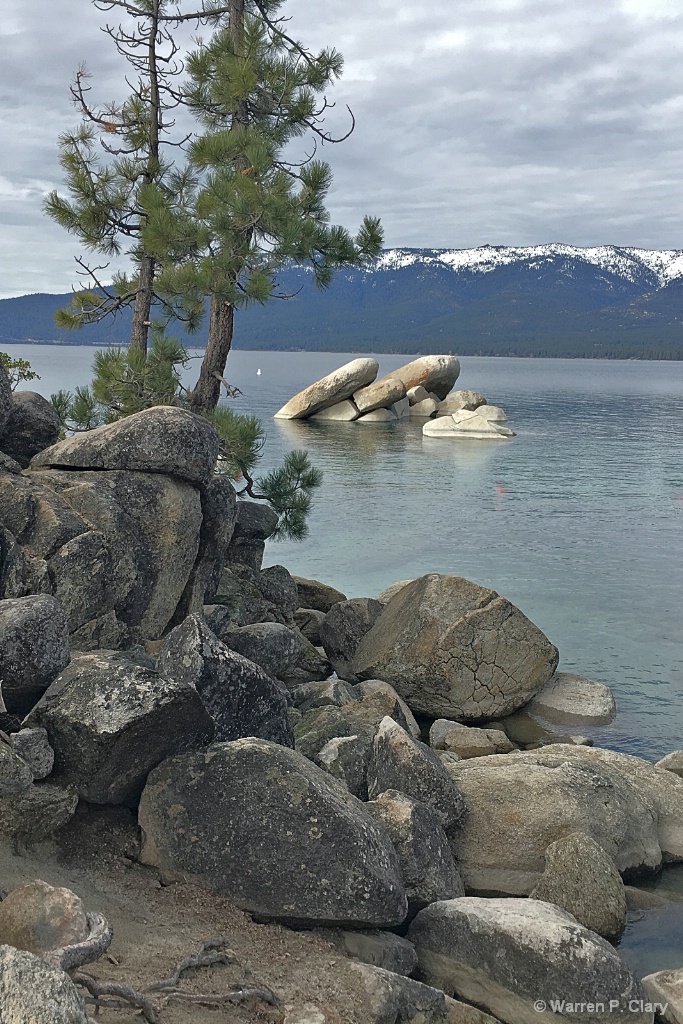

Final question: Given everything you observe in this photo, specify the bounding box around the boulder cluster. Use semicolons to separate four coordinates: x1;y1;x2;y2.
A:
0;361;681;1023
274;355;515;439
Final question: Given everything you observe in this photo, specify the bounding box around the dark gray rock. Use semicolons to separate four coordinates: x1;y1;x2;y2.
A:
293;576;347;613
172;474;237;622
0;453;22;475
367;717;467;836
0;358;11;435
320;598;384;683
220;621;302;680
225;500;278;571
352;574;559;720
408;898;652;1024
139;737;408;926
294;692;415;765
256;564;299;623
0;744;34;796
68;611;135;653
292;678;358;712
0;528;51;600
158;615;294;748
366;790;464;918
317;734;374;799
0;782;78;845
210;567;267;625
279;633;333;688
0;944;89;1023
9;728;54;780
0;595;70;716
25;651;214;804
30;406;219;486
47;530;113;632
294;607;327;645
328;930;418;978
0;392;60;468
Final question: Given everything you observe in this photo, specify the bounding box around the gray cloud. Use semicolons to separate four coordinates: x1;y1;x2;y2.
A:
2;0;683;296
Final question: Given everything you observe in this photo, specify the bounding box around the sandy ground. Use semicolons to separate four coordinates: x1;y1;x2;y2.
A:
0;803;375;1024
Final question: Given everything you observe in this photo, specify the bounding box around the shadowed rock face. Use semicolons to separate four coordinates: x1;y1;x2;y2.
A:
274;358;379;419
30;406;220;487
0;393;61;468
139;737;408;927
351;574;558;720
0;595;70;715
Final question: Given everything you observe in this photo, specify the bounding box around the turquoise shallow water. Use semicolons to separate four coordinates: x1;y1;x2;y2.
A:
6;344;683;977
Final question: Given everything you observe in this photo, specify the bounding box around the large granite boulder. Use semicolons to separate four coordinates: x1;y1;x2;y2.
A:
352;574;558;720
31;406;219;486
353;377;407;415
46;530;113;631
349;962;452;1024
423;410;514;440
366;789;464;917
529;832;626;939
642;969;683;1023
429;719;515;758
158;614;294;748
33;468;203;639
320;598;384;683
408;898;653;1024
437;390;487;414
139;737;408;926
0;392;61;468
524;672;617;725
0;595;70;715
367;717;466;835
443;748;663;894
0;471;89;559
376;356;460;401
0;944;89;1023
0;782;78;845
220;621;302;680
274;358;379;419
293;576;347;612
25;651;214;804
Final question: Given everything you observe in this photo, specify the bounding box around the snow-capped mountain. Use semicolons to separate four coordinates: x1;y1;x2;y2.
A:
3;245;683;358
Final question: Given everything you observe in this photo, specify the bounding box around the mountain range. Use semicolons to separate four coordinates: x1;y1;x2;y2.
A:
3;244;683;358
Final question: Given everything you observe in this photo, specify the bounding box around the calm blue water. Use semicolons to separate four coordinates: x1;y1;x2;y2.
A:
5;343;683;975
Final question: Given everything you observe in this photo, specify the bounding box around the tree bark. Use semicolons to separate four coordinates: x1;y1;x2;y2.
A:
190;294;235;414
129;253;155;358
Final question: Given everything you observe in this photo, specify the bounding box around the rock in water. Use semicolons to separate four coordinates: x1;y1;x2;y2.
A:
375;356;460;401
274;358;379;419
158;614;294;748
409;898;653;1024
353;377;406;415
525;671;617;725
0;944;89;1023
31;406;219;487
139;737;408;926
25;651;215;804
351;574;558;720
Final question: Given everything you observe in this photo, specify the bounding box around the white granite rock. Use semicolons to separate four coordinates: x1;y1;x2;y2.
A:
525;672;617;725
309;399;360;421
274;358;379;419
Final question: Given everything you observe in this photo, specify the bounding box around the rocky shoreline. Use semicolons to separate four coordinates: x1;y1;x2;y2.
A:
0;360;682;1023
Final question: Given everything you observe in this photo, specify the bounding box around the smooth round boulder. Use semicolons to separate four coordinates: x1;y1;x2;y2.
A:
353;377;406;415
139;737;408;926
274;358;379;419
0;880;89;954
376;356;460;401
351;574;559;720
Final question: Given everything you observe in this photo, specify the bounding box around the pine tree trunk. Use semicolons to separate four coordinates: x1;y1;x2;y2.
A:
129;253;155;358
190;294;235;414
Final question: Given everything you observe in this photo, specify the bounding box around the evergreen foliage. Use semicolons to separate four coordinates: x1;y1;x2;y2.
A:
0;352;40;390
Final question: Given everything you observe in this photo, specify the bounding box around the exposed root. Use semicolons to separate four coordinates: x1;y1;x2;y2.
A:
74;971;159;1023
44;912;113;972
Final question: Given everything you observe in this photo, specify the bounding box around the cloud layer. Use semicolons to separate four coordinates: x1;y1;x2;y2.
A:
2;0;683;296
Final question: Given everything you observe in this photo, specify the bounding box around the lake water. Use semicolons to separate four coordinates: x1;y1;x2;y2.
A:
5;343;683;975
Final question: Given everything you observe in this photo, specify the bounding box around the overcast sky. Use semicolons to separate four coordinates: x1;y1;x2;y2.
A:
2;0;683;297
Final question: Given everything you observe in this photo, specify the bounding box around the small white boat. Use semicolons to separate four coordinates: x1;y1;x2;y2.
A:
256;368;262;376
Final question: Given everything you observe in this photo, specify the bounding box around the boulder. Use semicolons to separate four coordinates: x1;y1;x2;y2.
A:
409;898;652;1024
376;356;460;402
320;598;384;683
367;717;466;835
354;680;421;739
173;474;237;619
274;358;379;419
392;397;410;420
353;377;406;415
224;500;278;572
69;610;133;653
279;633;332;688
0;595;70;715
0;782;78;845
524;672;617;725
356;408;397;423
10;728;54;780
294;607;327;645
437;391;487;414
641;968;683;1023
0;880;89;954
293;692;412;763
476;405;508;423
139;737;408;926
33;468;203;640
529;831;626;939
292;678;358;712
26;651;214;804
443;749;663;894
30;406;219;487
376;580;413;604
220;621;302;680
210;567;267;625
423;411;514;440
0;392;60;468
0;944;89;1023
429;720;515;758
158;614;294;748
0;743;34;796
0;357;11;435
656;751;683;778
328;929;418;977
0;472;88;560
258;564;299;623
46;530;113;632
293;576;347;613
309;399;360;421
0;526;51;601
406;386;430;405
349;962;452;1024
409;398;439;417
317;733;373;798
366;789;464;916
352;574;558;720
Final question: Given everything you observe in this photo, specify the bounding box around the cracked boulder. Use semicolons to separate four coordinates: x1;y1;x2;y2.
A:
139;737;408;926
293;576;347;613
351;574;558;720
409;898;652;1024
25;651;214;804
158;614;294;748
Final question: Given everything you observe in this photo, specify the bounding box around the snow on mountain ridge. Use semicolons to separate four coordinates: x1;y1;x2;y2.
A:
375;245;683;287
